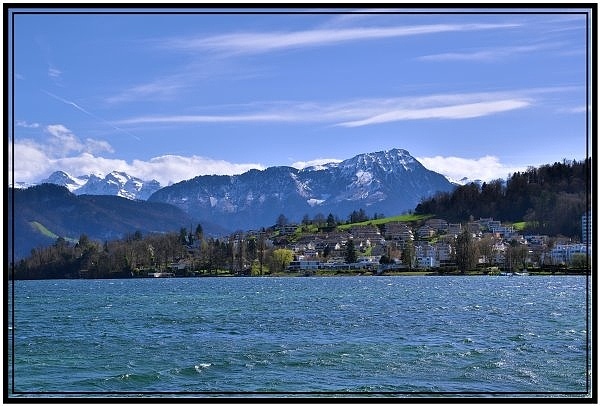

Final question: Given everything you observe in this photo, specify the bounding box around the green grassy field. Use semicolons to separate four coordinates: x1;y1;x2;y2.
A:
337;213;434;230
511;221;527;231
29;221;78;243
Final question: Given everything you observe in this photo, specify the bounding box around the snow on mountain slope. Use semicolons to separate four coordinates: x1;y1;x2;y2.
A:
40;171;161;200
28;148;457;230
148;148;455;230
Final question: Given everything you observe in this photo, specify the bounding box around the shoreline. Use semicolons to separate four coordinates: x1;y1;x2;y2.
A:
8;269;589;281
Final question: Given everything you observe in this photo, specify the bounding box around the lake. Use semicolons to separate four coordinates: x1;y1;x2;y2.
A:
7;276;591;399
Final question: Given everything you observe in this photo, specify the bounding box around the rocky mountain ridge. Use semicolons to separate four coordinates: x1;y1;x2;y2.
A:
148;148;455;230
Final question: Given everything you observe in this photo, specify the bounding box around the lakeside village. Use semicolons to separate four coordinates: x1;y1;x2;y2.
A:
141;213;592;278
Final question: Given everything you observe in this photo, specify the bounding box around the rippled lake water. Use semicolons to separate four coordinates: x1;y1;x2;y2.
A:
7;276;591;399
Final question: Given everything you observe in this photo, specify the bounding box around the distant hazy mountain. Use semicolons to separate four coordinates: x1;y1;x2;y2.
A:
148;148;455;230
40;170;161;200
7;184;226;261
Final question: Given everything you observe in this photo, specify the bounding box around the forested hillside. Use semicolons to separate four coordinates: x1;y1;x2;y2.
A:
415;159;591;239
8;184;225;261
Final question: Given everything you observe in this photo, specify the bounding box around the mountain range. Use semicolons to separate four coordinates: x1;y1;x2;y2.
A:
39;170;162;200
32;150;469;204
9;148;456;259
148;148;455;230
8;184;228;261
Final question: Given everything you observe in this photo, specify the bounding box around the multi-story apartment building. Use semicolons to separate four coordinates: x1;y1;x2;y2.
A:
547;243;591;265
582;211;592;245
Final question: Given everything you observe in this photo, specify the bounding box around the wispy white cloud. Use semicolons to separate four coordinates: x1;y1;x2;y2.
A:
16;120;40;128
115;113;297;126
317;9;407;28
161;23;520;55
417;43;562;62
558;105;588;114
105;80;185;104
105;58;268;105
48;65;61;79
111;20;519;104
43;90;141;140
45;124;114;157
114;91;533;128
338;99;531;127
416;155;527;183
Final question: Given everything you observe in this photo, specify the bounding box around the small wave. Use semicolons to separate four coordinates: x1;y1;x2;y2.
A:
517;368;539;383
194;363;212;373
112;371;161;384
458;347;485;358
508;334;527;342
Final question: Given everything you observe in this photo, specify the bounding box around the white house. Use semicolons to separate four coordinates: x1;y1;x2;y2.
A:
548;244;591;265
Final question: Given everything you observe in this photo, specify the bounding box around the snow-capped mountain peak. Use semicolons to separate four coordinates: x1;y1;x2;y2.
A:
39;170;161;200
341;148;417;173
41;170;88;193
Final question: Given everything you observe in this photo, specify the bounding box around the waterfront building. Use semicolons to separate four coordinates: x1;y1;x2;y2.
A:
582;211;592;245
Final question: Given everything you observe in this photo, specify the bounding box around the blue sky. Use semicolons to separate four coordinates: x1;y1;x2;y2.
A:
8;7;591;186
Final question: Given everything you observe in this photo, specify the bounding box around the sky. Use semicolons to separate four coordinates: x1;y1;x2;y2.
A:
8;6;592;186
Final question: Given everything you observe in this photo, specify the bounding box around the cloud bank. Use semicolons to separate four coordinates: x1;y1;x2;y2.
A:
291;158;343;170
9;125;265;186
416;155;527;183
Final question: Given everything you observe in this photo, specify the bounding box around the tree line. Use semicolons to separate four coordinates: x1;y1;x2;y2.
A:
279;208;386;229
12;226;270;280
415;159;591;239
11;206;393;279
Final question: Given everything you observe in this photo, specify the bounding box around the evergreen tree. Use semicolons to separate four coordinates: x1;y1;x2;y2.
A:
276;214;288;227
345;239;357;264
195;224;203;241
401;242;415;270
326;213;336;228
